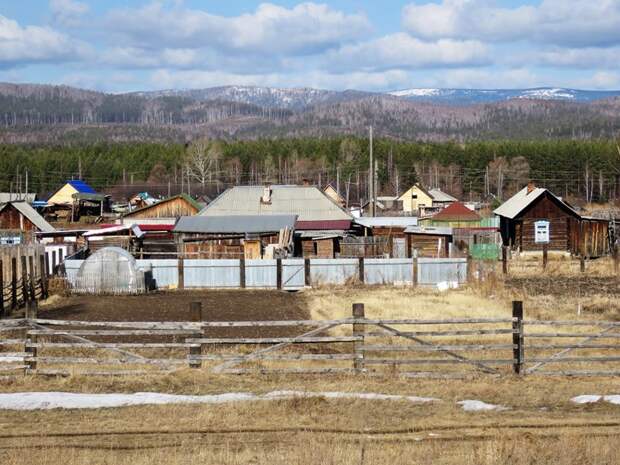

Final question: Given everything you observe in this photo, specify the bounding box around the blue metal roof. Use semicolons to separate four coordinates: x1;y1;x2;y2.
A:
67;180;96;194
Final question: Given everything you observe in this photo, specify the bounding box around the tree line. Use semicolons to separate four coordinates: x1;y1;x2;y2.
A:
0;138;619;205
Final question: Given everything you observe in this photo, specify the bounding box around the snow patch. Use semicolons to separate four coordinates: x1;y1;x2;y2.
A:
436;281;459;292
571;395;620;405
0;391;439;411
389;88;443;97
457;400;507;412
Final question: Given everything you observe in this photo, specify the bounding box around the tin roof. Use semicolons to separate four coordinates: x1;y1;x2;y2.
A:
355;217;419;228
174;214;297;234
0;201;55;232
493;186;579;219
429;188;458;202
124;193;201;218
295;219;352;231
404;225;453;236
199;185;353;222
432;202;481;222
66;180;96;194
0;193;36;204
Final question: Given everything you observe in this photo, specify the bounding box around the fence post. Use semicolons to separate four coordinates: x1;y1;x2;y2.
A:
412;256;418;287
21;256;29;304
502;246;508;275
352;303;365;373
239;257;246;289
512;301;524;375
39;254;48;299
580;253;585;273
28;255;36;301
189;301;203;369
0;260;3;317
613;244;619;275
177;256;185;290
304;258;311;287
358;257;365;284
26;332;37;371
51;250;57;275
542;244;548;270
466;255;473;283
276;258;283;290
11;257;17;310
26;300;38;320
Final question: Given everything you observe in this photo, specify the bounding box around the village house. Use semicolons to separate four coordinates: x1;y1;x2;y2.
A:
121;194;201;225
46;180;110;221
0;201;55;244
354;217;419;258
173;214;296;259
404;226;453;258
494;183;609;256
199;185;354;258
398;184;458;216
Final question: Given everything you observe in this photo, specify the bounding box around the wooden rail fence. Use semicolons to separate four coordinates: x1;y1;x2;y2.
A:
0;301;619;378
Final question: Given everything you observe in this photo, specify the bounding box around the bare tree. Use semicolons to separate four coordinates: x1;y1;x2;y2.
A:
185;138;222;189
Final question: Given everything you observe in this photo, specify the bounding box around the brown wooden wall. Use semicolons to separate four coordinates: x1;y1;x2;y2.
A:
406;234;451;258
516;194;576;251
0;204;38;232
568;218;610;257
125;198;199;219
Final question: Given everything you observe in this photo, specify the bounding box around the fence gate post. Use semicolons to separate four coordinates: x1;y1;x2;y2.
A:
20;256;29;304
613;244;619;274
542;244;548;270
177;256;185;290
352;303;365;373
412;256;418;287
358;257;365;284
28;256;35;301
239;257;246;289
502;246;508;275
11;257;17;310
512;301;524;375
276;258;283;290
304;258;311;287
189;301;203;369
39;254;48;299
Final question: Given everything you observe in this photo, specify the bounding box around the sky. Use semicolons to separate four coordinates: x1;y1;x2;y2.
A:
1;0;619;93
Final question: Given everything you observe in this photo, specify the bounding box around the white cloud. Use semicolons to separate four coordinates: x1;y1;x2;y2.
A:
0;15;89;67
402;0;620;48
106;2;371;56
528;47;620;69
325;33;490;71
50;0;89;27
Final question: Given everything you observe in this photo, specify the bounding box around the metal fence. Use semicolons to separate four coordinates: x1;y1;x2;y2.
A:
64;257;468;290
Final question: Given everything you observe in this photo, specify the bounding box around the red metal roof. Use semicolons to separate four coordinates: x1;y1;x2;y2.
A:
431;202;481;222
295;220;352;231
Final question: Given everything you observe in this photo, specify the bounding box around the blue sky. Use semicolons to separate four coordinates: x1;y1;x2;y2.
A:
1;0;619;93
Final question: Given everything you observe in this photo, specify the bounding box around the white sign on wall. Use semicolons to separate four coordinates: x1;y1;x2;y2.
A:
534;220;550;244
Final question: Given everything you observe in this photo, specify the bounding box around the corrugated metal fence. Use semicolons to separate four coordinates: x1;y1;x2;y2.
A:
65;257;468;290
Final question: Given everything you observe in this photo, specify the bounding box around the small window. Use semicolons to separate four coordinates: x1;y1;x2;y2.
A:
411;194;418;199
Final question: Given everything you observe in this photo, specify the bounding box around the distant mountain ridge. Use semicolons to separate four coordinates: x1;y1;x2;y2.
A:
1;82;620;143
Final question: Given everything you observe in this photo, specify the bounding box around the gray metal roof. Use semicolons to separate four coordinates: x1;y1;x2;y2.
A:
199;186;353;222
174;214;297;234
493;186;579;219
404;225;453;236
0;193;36;204
429;188;458;202
0;201;55;232
355;217;419;228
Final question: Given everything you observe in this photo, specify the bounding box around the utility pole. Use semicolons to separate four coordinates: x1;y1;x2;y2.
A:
369;126;375;216
25;170;28;198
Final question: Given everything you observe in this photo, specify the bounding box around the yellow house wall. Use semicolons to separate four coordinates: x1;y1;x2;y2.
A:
399;186;433;212
48;184;78;205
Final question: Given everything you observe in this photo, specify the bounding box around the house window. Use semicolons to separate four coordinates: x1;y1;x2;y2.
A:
411;194;417;199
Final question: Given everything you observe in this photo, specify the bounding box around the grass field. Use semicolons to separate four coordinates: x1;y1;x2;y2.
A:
2;256;619;464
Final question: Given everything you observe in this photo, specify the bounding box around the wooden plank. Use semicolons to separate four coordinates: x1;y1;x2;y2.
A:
190;353;360;361
27;342;198;349
363;359;515;365
365;329;516;337
33;356;187;365
360;344;515;352
33;319;202;329
352;303;365;372
530;370;620;377
525;333;620;338
0;339;27;346
187;336;362;344
222;368;356;375
201;319;354;327
524;320;620;327
525;356;620;363
28;329;202;336
34;369;159;377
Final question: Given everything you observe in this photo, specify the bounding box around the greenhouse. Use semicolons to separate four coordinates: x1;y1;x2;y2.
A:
73;247;145;295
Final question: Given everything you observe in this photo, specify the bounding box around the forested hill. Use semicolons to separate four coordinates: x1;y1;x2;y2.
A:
1;83;620;143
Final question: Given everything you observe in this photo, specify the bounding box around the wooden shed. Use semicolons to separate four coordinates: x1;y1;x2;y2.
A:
494;184;610;256
404;226;453;258
0;201;55;244
123;194;201;221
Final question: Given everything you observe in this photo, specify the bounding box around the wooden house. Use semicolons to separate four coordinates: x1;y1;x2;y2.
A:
494;184;609;255
173;214;296;259
48;180;96;206
404;226;453;258
0;201;55;244
122;194;201;225
428;188;457;208
422;202;482;228
355;217;419;258
398;184;434;214
199;185;354;258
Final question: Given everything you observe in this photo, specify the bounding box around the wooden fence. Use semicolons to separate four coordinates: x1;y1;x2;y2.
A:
0;301;619;378
0;245;48;317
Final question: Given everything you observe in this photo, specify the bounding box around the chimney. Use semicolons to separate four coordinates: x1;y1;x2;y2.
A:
527;181;535;194
261;185;272;204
